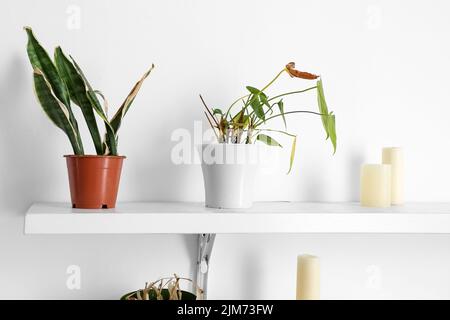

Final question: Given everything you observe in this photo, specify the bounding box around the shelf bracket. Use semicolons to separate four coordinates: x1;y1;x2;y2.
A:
194;233;216;300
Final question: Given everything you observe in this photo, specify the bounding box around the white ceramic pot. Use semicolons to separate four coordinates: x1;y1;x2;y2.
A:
199;143;259;209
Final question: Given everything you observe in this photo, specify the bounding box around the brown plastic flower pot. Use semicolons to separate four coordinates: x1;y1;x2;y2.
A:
64;155;125;209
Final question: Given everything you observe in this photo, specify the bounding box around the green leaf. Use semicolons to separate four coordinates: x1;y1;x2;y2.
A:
33;68;82;154
246;86;260;94
110;65;155;134
25;27;71;108
317;79;337;153
287;136;297;174
259;91;271;109
231;110;249;129
212;108;223;115
316;79;330;139
250;94;265;121
54;47;104;155
69;56;118;155
25;27;83;153
277;99;286;129
327;113;337;154
256;134;282;147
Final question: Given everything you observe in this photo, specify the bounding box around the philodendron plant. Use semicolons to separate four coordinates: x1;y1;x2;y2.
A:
200;62;336;172
24;27;154;155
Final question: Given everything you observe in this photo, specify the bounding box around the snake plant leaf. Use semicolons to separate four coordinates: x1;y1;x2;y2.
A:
25;27;71;108
54;47;104;155
25;27;83;153
256;134;282;147
316;78;330;139
69;56;108;120
110;65;155;133
69;56;118;155
33;68;83;154
287;135;297;174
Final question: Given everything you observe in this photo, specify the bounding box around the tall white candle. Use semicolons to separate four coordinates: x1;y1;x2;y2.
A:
296;255;320;300
382;147;404;205
360;164;391;207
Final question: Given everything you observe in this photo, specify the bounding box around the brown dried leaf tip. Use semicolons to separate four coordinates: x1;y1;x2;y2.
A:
285;62;319;80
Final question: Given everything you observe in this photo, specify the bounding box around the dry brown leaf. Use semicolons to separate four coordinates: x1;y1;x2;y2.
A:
285;62;319;80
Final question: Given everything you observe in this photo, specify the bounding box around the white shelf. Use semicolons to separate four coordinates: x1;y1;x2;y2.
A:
24;202;450;234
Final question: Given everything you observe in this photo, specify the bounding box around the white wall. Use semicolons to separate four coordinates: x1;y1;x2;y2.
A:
1;0;450;299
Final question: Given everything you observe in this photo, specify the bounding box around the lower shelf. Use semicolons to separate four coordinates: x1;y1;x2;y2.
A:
24;202;450;234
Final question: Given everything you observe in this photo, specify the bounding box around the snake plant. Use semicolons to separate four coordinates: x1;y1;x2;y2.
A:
201;62;336;173
24;27;154;155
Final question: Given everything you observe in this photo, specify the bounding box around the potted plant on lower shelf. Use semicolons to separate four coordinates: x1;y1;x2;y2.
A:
199;62;337;209
121;275;197;300
24;27;154;209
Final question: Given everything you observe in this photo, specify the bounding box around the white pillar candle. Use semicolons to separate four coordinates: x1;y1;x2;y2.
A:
382;147;404;205
360;164;391;207
296;255;320;300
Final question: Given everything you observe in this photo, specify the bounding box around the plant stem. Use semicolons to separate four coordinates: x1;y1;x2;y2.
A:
200;94;219;126
261;68;286;92
268;86;317;102
257;128;297;137
225;94;250;118
204;111;219;140
225;67;286;119
254;110;328;127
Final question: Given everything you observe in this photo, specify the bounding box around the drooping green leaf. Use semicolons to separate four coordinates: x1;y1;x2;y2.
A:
316;79;330;139
327;113;337;154
110;65;155;134
212;108;223;115
54;47;104;154
256;134;282;147
317;79;337;153
250;94;265;121
32;68;82;154
277;99;286;129
25;27;83;153
259;91;271;109
287;136;297;174
246;86;260;95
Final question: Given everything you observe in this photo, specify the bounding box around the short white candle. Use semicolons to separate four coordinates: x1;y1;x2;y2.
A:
382;147;404;205
360;164;391;207
296;255;320;300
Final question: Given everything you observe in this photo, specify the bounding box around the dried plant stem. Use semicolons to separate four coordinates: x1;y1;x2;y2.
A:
204;111;219;140
200;94;219;126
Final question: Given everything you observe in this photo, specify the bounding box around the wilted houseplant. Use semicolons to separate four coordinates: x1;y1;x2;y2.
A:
199;62;336;208
24;27;154;208
121;275;197;300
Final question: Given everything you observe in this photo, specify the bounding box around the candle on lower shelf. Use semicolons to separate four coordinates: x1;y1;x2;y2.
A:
296;254;320;300
360;164;391;207
382;147;404;205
